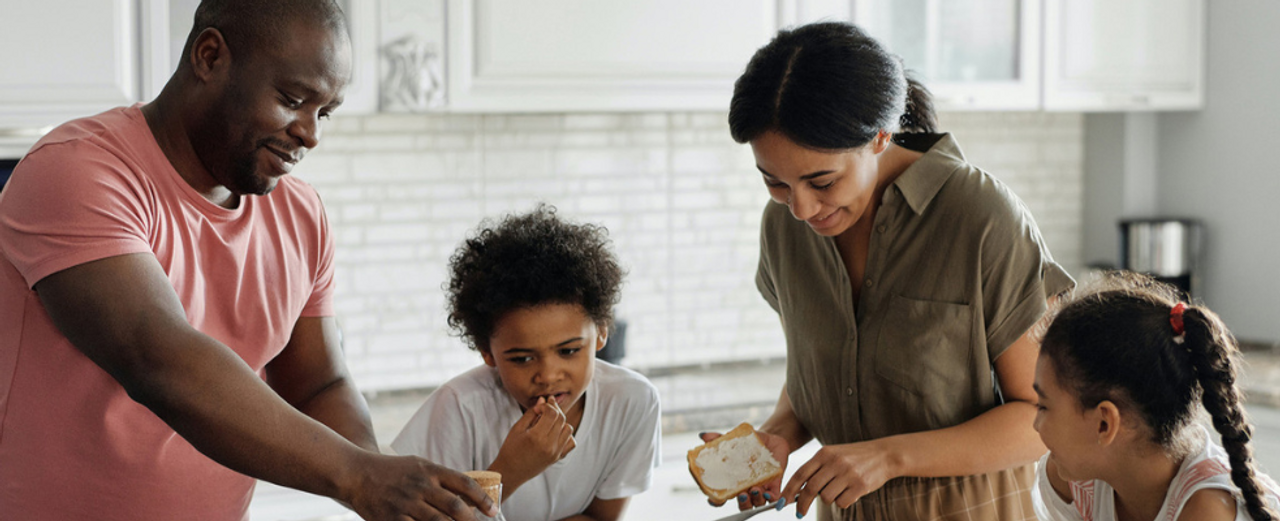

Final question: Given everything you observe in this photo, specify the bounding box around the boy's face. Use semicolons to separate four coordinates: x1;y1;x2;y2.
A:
481;303;607;416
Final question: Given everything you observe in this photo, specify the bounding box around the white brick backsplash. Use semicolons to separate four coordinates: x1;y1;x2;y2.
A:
303;111;1084;393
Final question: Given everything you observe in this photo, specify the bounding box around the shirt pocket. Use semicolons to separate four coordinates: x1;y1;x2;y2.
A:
875;294;973;397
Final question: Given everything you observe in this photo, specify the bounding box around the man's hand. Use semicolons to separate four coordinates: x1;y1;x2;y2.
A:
345;453;498;521
488;397;577;496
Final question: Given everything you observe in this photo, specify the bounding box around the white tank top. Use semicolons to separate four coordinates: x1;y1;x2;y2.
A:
1032;426;1280;521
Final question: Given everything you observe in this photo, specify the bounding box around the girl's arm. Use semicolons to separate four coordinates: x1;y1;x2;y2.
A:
780;323;1047;516
557;497;629;521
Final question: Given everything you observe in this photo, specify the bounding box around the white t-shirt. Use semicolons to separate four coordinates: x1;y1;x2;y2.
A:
1033;426;1280;521
391;360;662;521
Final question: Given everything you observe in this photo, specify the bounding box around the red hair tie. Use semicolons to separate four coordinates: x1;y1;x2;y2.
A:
1170;302;1187;336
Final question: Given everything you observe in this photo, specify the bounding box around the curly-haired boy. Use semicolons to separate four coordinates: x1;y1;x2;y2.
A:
392;205;660;521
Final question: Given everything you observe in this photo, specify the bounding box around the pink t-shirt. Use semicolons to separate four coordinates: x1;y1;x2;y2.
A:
0;105;335;520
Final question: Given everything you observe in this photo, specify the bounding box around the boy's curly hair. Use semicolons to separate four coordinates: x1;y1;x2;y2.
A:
446;204;624;352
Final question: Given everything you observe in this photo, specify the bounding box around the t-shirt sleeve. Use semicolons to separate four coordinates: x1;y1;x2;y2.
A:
389;386;474;472
0;141;153;288
980;182;1076;361
300;195;335;317
1032;454;1085;521
595;381;661;500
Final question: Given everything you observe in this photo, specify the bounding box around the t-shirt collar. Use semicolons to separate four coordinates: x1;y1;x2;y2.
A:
892;133;965;215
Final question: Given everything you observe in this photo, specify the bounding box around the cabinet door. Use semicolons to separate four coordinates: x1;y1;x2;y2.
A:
0;0;141;129
436;0;780;112
1043;0;1204;111
854;0;1041;111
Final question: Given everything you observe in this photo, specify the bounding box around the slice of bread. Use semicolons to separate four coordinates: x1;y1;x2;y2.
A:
687;422;783;503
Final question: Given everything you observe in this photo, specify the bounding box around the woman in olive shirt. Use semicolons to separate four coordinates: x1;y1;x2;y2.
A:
707;22;1073;520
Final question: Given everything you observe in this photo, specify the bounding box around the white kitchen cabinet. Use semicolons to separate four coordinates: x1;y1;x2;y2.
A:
0;0;169;130
853;0;1041;111
1043;0;1205;111
378;0;789;113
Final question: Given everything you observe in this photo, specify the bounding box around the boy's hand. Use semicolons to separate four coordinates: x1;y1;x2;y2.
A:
489;397;577;495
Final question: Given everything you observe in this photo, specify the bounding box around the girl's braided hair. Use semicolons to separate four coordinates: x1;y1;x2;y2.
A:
1040;271;1276;521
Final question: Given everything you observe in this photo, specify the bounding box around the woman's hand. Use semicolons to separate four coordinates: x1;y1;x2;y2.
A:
489;397;577;495
779;440;898;517
699;430;791;510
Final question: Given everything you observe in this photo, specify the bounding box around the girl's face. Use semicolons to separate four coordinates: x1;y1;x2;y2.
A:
481;303;606;416
1033;353;1107;482
749;130;887;237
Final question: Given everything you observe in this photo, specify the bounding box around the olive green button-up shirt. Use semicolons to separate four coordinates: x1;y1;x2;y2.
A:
756;133;1074;447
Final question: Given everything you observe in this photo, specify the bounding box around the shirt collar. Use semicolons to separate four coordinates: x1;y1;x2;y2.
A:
892;133;965;214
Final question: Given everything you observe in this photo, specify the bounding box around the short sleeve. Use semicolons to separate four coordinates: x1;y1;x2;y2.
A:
595;382;661;500
0;141;153;288
980;183;1075;360
390;386;474;472
755;207;780;313
300;196;335;317
1032;454;1086;521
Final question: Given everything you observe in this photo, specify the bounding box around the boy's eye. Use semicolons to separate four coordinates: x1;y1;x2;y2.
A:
811;180;834;191
506;356;533;364
559;348;582;357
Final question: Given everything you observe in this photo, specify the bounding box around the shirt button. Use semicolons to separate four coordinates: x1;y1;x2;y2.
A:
865;278;875;288
877;224;887;233
846;387;854;396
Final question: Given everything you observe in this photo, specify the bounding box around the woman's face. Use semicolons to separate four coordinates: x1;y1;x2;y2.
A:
749;130;886;237
1033;353;1105;482
481;303;606;416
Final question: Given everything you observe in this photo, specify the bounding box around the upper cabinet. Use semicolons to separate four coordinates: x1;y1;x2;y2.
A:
381;0;786;113
0;0;164;130
847;0;1204;112
0;0;1209;126
1042;0;1205;111
854;0;1041;111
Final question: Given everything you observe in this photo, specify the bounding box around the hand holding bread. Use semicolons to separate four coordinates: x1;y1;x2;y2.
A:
688;423;789;510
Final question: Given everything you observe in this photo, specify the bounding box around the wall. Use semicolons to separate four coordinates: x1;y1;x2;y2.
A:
1144;1;1277;343
296;111;1084;393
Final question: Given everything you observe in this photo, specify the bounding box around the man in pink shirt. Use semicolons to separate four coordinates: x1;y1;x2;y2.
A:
0;1;495;520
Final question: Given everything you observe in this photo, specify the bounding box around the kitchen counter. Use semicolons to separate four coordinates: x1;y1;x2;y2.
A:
250;349;1280;520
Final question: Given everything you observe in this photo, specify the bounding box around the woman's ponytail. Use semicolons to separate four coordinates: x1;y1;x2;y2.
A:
899;75;937;135
1183;306;1278;521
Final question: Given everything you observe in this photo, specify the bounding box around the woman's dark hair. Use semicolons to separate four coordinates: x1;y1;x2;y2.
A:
728;21;938;150
446;204;624;352
1041;271;1277;521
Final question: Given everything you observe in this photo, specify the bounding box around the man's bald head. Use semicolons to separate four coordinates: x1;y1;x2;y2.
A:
179;0;348;69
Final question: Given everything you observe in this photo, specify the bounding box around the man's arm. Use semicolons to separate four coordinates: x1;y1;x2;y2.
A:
267;316;377;452
35;253;494;520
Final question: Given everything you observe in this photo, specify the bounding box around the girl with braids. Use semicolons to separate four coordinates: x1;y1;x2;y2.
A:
1032;272;1280;521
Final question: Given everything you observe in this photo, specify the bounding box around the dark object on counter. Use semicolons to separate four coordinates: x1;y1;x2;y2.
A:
598;319;627;365
1119;218;1202;298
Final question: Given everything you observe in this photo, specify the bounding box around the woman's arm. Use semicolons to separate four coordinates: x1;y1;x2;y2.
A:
780;322;1046;516
557;497;629;521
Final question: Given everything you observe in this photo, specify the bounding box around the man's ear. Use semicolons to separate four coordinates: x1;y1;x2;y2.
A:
480;348;497;368
189;27;232;82
1095;400;1123;447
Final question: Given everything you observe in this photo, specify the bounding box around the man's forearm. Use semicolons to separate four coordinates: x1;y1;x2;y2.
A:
292;377;379;452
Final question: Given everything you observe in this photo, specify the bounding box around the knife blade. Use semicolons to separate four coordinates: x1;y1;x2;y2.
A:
711;501;781;521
